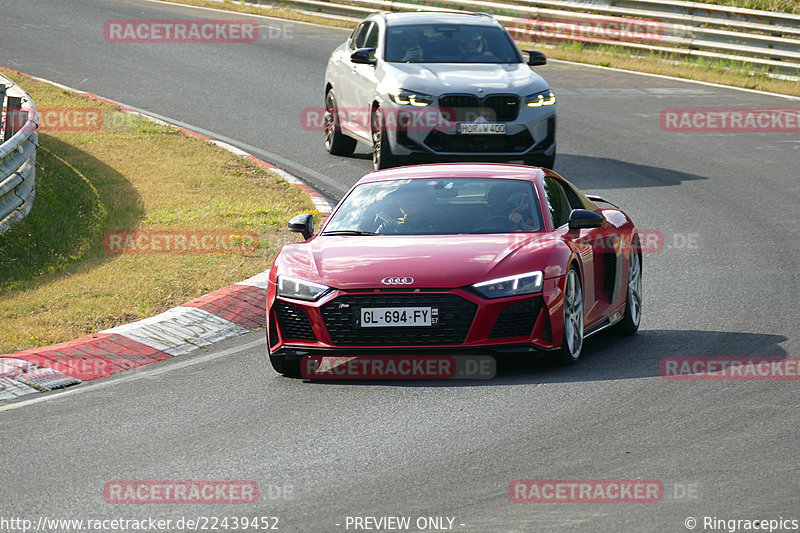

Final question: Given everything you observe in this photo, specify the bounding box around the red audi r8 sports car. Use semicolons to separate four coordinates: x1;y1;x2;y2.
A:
266;163;642;377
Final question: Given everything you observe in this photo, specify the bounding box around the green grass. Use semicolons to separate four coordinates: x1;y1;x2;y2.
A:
699;0;800;14
0;68;317;353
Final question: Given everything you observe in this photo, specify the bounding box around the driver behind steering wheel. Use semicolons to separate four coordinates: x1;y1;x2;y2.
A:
374;186;433;234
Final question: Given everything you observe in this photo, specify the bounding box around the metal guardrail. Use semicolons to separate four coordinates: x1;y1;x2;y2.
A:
268;0;800;79
0;74;38;234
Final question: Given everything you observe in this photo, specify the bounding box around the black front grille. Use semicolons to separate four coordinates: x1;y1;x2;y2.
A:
425;129;534;153
439;94;520;122
320;293;477;346
489;298;544;339
274;301;317;341
540;309;552;343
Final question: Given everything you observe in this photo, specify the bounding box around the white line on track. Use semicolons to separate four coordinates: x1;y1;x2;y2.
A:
0;339;264;412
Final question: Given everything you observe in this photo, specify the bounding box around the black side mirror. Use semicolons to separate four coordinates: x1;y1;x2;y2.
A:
524;50;547;66
288;213;314;240
568;209;604;229
351;48;377;65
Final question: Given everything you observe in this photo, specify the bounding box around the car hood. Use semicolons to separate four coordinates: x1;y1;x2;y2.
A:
381;62;549;96
275;234;567;290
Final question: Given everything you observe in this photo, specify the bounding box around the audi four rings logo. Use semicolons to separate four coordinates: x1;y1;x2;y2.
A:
382;277;414;285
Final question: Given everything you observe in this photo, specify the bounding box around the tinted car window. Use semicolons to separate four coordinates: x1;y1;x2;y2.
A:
350;22;372;50
559;179;590;210
363;22;379;49
323;178;543;235
543;177;572;228
385;24;520;63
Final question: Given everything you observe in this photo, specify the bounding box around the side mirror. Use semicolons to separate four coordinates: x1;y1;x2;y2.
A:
568;209;604;229
351;48;377;65
524;50;547;66
288;213;314;240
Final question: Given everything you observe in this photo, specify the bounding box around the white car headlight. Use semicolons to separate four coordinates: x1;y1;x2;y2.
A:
389;89;434;107
277;275;330;301
472;271;543;299
526;90;556;107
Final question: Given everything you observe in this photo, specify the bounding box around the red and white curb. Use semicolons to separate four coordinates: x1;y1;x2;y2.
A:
0;69;334;401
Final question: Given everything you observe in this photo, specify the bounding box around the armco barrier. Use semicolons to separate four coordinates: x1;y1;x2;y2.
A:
266;0;800;79
0;73;38;234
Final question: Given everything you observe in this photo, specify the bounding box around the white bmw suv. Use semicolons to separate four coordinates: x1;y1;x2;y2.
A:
324;11;557;170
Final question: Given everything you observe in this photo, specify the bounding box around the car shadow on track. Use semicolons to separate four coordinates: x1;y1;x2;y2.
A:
554;154;709;189
332;154;708;191
297;329;788;387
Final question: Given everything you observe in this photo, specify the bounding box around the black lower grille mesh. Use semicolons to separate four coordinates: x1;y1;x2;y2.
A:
320;293;477;346
274;301;317;341
425;129;534;153
603;253;617;301
489;298;544;339
540;309;553;343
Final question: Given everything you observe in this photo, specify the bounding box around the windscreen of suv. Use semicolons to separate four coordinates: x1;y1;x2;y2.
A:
385;24;521;63
322;178;543;235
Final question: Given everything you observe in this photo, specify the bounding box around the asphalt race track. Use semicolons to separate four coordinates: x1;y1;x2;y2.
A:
0;0;798;531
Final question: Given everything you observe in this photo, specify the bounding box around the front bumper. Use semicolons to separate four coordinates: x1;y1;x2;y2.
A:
267;284;564;357
382;98;556;159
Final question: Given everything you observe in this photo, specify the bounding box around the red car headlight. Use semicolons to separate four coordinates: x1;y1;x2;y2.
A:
277;275;330;301
472;271;543;299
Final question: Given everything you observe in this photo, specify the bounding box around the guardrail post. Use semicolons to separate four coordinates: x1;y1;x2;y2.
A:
3;96;23;142
0;84;6;137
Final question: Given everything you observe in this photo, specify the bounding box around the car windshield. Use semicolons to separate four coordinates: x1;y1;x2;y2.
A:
323;178;543;235
385;24;521;63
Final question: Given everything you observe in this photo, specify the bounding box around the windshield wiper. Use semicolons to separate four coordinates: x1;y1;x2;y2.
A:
321;230;378;236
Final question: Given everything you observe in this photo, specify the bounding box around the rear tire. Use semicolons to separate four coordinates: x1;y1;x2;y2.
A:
614;239;642;336
551;266;584;365
324;91;357;156
269;354;301;378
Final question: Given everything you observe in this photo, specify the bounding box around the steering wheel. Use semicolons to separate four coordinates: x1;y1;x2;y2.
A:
374;212;401;234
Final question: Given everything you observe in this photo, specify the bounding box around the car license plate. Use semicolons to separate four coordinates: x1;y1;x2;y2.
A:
457;123;506;135
361;307;432;327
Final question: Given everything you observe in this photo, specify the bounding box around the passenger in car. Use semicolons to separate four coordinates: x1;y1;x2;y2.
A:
484;183;537;230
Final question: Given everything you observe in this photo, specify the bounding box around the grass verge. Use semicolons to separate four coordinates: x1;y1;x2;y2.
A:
157;0;800;97
0;67;316;353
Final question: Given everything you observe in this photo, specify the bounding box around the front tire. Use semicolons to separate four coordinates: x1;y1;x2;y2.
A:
614;240;642;336
552;266;584;365
324;91;357;156
372;106;397;171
